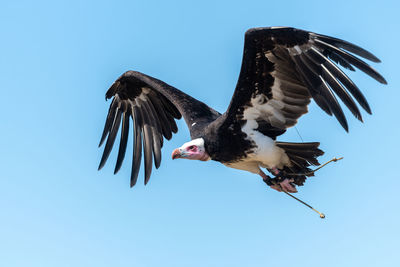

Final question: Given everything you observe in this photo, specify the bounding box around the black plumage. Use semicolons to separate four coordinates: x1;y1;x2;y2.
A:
98;71;220;186
98;27;386;187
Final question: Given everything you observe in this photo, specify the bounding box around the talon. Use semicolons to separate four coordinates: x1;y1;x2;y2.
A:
280;179;297;193
269;178;297;193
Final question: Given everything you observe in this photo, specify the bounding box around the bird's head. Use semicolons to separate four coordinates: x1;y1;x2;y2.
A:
171;138;210;161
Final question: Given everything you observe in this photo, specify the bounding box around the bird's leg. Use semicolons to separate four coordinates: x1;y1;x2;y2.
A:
259;169;297;193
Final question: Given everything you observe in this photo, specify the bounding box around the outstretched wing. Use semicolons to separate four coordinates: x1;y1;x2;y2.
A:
221;27;386;136
98;71;220;187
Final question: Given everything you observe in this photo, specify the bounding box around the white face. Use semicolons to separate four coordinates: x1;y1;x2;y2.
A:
171;138;210;161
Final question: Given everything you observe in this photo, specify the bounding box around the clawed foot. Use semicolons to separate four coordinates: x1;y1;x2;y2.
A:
259;169;298;193
270;178;297;193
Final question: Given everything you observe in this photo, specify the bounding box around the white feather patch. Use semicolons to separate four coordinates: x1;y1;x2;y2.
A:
239;102;290;171
180;138;205;149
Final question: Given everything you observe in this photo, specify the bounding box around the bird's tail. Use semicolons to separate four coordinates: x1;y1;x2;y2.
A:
276;141;324;186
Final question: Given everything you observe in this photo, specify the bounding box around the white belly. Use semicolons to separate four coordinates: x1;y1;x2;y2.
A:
223;135;289;174
223;160;260;174
245;129;290;168
223;115;290;174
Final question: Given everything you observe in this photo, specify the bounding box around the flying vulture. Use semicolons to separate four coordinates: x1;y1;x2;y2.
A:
98;27;386;193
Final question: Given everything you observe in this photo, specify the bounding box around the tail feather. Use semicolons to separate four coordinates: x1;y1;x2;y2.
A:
276;141;325;186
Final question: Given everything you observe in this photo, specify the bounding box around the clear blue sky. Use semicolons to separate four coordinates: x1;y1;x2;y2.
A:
1;0;399;266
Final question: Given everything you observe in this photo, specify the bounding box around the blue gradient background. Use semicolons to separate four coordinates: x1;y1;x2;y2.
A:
1;0;399;266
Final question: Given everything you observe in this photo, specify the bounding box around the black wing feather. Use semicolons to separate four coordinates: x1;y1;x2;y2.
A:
142;124;153;185
148;96;172;141
218;27;385;138
306;47;372;114
114;108;130;174
131;105;142;187
321;64;362;121
141;99;162;168
312;33;381;63
99;98;118;147
146;97;163;143
301;51;362;121
99;71;220;187
98;107;122;170
314;39;387;84
323;49;356;71
293;55;349;130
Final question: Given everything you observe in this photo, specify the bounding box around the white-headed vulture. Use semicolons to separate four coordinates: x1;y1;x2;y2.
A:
98;27;386;192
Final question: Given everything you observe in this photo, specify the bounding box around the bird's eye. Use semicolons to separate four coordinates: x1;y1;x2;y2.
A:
188;145;195;150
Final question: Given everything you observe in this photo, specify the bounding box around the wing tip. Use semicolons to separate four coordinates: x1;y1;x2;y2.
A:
380;77;388;85
342;122;349;132
130;170;139;188
373;57;382;63
98;161;105;171
98;139;104;148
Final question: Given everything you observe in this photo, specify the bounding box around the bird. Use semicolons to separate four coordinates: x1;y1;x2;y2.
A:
98;26;386;193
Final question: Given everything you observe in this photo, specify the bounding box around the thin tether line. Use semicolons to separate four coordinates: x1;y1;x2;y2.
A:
295;126;304;142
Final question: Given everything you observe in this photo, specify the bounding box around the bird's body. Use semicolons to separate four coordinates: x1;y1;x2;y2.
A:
98;27;386;192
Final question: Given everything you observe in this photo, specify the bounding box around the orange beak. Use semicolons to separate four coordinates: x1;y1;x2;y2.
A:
171;148;181;160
